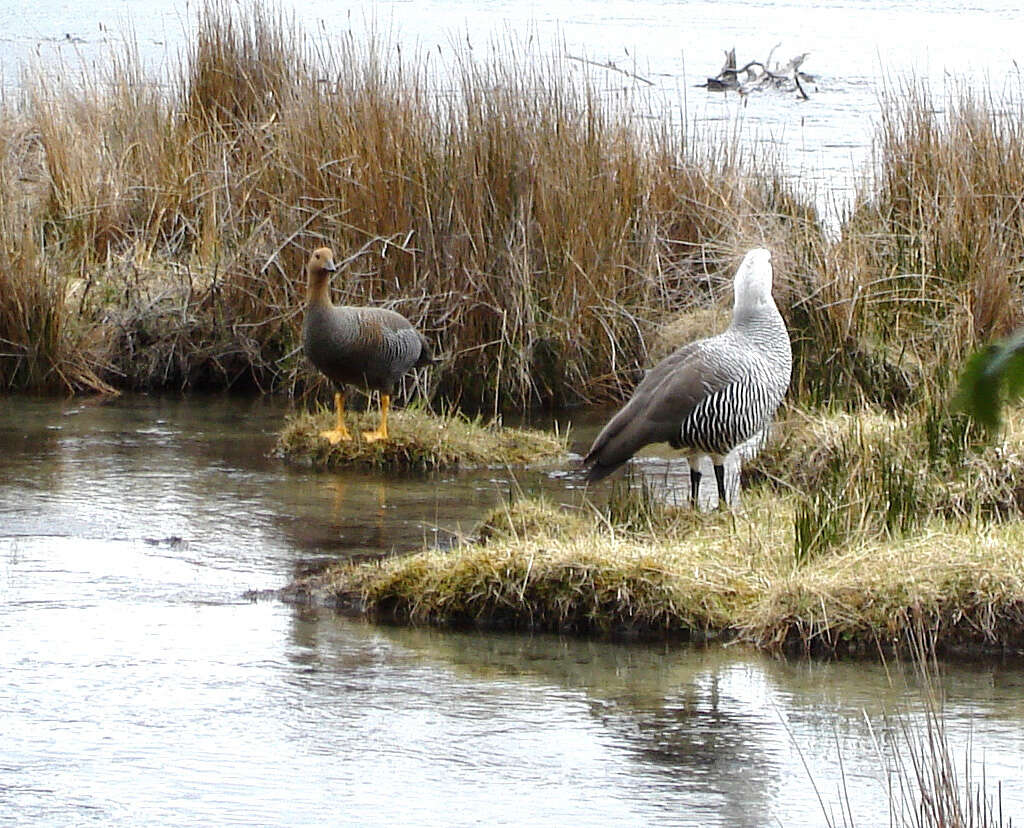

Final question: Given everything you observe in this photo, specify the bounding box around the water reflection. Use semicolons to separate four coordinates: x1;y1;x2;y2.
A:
363;623;1024;826
0;395;552;566
2;395;1024;826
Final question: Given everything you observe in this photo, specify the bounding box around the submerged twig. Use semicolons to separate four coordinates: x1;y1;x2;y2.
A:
566;54;654;86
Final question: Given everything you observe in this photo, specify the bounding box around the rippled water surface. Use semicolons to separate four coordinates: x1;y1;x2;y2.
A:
2;395;1024;826
5;0;1024;822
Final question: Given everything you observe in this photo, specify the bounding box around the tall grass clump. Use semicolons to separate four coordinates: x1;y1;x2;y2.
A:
786;412;927;563
0;121;111;393
3;0;821;406
19;2;1024;417
798;81;1024;409
750;401;1024;564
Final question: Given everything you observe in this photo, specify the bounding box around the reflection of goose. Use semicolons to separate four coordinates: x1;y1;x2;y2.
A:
302;247;433;444
582;248;791;506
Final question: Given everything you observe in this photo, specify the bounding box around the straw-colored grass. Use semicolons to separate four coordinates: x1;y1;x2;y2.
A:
1;0;817;407
790;80;1024;409
274;405;568;471
286;489;1024;656
5;2;1023;421
283;403;1024;656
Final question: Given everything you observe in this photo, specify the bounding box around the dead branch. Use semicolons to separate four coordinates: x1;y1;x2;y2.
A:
566;54;655;86
697;48;816;99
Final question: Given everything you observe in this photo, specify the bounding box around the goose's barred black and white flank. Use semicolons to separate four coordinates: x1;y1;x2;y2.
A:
582;248;792;506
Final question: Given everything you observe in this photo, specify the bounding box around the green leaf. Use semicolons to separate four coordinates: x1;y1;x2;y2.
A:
955;344;1004;430
956;330;1024;430
1002;349;1024;402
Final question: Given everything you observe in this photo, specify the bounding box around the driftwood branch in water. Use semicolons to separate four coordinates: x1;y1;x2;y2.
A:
697;47;816;99
566;54;655;86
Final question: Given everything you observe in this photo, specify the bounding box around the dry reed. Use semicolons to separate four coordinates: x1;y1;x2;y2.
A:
793;80;1024;408
0;0;820;407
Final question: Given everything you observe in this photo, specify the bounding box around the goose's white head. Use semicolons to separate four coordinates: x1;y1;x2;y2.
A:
731;247;775;318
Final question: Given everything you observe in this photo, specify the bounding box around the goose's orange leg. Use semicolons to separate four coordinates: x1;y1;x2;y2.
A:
320;391;353;444
362;393;390;443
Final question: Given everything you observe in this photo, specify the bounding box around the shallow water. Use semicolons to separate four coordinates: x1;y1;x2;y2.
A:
5;1;1024;822
2;395;1024;826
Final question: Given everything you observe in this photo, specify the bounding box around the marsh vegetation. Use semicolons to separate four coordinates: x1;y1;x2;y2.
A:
5;6;1024;821
7;1;1018;411
5;1;1024;654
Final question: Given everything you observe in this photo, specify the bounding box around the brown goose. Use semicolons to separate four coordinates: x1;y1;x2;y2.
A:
582;248;791;506
302;247;433;444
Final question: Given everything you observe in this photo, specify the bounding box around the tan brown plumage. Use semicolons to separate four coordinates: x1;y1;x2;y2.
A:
302;247;432;443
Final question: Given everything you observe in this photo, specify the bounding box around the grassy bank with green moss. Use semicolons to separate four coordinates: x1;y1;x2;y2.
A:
282;491;1024;657
274;406;567;471
282;406;1024;657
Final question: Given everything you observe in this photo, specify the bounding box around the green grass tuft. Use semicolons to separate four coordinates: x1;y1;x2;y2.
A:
274;405;567;471
292;489;1024;655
